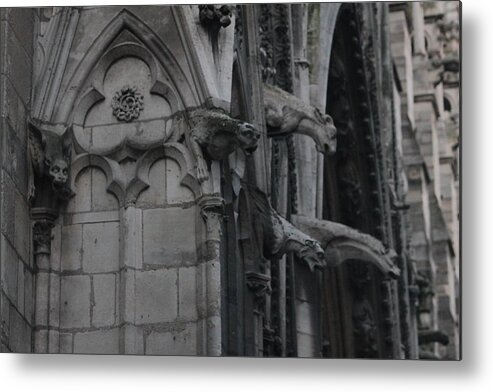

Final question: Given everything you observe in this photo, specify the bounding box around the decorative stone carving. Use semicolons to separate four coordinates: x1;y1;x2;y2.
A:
111;85;144;122
199;5;232;31
33;220;54;257
31;207;58;259
246;271;271;307
292;215;400;277
199;195;225;242
176;109;261;183
249;187;325;271
263;84;337;155
28;121;72;203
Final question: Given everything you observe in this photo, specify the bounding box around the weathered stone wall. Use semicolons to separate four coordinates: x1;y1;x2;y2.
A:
0;7;36;353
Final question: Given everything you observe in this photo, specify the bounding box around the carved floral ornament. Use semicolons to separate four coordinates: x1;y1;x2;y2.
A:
112;85;144;122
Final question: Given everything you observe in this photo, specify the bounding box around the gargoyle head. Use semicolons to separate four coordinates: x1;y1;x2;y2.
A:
297;239;326;272
298;108;338;155
47;157;69;186
28;121;71;188
237;122;261;155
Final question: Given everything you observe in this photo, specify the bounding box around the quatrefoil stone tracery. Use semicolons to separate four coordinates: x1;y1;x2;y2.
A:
111;86;144;122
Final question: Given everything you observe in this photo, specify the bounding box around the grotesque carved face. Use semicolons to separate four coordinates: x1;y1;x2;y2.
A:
46;158;69;185
313;108;338;155
237;122;261;155
298;239;326;271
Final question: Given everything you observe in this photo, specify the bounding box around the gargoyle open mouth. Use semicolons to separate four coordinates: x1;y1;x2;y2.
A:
244;146;258;155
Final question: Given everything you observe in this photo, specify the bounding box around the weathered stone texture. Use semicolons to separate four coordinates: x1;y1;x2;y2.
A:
145;322;197;356
82;222;120;273
73;328;119;354
61;275;91;328
61;224;83;271
178;266;198;321
135;269;178;324
92;274;116;327
0;235;18;305
143;207;197;267
0;7;35;352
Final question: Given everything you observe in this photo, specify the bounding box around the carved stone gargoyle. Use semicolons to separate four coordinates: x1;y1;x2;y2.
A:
263;84;337;155
292;215;400;278
198;5;233;31
249;187;326;271
28;120;73;205
175;108;261;183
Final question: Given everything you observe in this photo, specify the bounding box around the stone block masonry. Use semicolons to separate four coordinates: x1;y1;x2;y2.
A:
0;7;35;353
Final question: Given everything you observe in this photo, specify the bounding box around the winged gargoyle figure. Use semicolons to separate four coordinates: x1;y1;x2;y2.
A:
28;120;73;203
173;108;261;183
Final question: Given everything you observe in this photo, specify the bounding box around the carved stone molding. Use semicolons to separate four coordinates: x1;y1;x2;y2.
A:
263;84;338;155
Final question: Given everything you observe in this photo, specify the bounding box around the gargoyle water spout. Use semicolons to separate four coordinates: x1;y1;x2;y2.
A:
249;187;325;271
263;84;337;155
292;215;400;278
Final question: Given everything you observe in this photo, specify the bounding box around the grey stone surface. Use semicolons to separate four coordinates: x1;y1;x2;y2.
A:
73;328;119;354
61;224;83;271
8;307;31;353
61;275;91;328
143;207;197;267
82;222;120;273
145;322;197;356
135;269;178;325
59;332;73;353
92;274;116;327
0;235;18;305
178;266;197;321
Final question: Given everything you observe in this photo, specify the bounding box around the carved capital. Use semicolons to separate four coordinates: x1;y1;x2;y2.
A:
31;208;58;257
246;271;271;307
199;196;225;241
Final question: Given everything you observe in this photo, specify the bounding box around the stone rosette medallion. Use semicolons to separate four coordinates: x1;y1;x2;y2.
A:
111;85;144;122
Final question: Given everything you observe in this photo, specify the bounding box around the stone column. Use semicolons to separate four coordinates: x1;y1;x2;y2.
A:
199;196;224;356
32;208;58;353
412;3;426;57
119;204;144;355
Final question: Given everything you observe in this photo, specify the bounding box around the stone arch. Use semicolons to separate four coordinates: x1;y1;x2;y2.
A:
68;153;126;207
310;2;342;111
54;8;199;125
72;42;181;127
134;142;202;204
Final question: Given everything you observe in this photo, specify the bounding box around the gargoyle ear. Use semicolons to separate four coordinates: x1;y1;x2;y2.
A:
28;120;46;147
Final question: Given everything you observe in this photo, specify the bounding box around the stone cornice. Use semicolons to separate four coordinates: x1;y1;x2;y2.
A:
414;91;440;117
